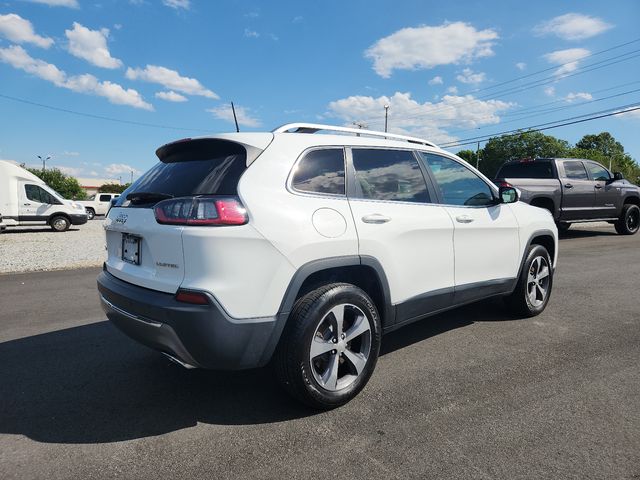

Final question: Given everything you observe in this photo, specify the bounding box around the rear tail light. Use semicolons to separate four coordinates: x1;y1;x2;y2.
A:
175;290;210;305
494;179;513;188
154;196;248;226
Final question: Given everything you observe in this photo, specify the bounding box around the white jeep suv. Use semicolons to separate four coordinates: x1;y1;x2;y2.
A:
98;123;558;409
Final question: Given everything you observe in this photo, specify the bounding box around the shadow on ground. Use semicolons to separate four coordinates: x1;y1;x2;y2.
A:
0;298;518;444
1;227;81;234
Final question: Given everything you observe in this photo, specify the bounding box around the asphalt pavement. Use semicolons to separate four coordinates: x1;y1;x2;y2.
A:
0;227;638;479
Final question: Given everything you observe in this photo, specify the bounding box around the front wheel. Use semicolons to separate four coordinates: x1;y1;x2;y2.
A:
614;204;639;235
50;215;70;232
275;283;381;409
505;244;553;317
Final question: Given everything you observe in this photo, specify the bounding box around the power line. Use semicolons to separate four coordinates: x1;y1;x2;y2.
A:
439;103;640;148
0;93;212;133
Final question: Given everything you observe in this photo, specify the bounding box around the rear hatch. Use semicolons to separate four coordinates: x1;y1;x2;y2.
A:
104;135;271;293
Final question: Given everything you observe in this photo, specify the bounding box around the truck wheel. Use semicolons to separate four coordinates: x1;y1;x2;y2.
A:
50;216;70;232
556;222;571;234
614;204;639;235
275;283;381;409
86;208;95;220
505;244;553;317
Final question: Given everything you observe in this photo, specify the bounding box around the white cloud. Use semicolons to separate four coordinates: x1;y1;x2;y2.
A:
25;0;79;7
428;75;443;85
456;68;486;84
207;104;262;128
447;86;458;94
543;48;590;76
0;45;152;110
0;14;54;48
565;92;592;102
535;13;613;41
57;165;82;176
516;62;526;71
244;28;259;38
365;22;498;78
544;86;555;97
126;65;218;99
327;91;512;145
162;0;190;9
155;90;188;102
65;22;123;69
292;16;303;23
105;163;141;175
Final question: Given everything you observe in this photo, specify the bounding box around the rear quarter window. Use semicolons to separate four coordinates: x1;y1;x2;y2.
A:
497;162;554;179
291;148;345;195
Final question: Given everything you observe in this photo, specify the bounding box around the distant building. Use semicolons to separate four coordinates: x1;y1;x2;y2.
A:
76;177;120;198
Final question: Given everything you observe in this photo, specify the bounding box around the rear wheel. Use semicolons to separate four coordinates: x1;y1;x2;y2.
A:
614;204;639;235
505;244;553;317
86;208;95;220
50;215;70;232
275;283;381;409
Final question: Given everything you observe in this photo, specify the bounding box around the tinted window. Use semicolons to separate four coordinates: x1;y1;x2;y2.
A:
25;184;56;204
420;153;494;206
563;161;589;180
351;149;429;203
291;149;345;195
497;161;554;179
116;139;246;207
99;194;112;202
586;162;610;181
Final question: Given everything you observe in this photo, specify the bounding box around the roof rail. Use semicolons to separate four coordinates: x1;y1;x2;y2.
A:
272;123;438;148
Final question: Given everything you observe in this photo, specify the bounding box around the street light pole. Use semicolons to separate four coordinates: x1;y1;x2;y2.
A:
37;155;51;171
384;104;390;133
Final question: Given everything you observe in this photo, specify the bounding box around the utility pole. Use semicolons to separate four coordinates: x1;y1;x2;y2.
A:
476;142;481;169
37;155;51;171
352;121;368;137
384;104;390;133
130;170;134;184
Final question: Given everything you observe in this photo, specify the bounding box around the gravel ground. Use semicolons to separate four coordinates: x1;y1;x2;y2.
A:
0;219;616;274
0;219;106;274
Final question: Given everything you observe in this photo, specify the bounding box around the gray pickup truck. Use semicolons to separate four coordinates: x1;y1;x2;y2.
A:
495;158;640;235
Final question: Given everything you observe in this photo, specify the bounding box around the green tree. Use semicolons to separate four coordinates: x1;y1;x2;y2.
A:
27;168;86;200
480;131;571;178
98;183;130;193
456;149;479;167
569;132;640;181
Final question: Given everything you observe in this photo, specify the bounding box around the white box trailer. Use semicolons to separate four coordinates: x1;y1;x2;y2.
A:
0;160;88;231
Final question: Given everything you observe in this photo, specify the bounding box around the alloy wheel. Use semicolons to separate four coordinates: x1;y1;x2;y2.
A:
527;256;550;307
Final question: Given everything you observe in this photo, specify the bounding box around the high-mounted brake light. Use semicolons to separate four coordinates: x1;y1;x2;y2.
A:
494;180;513;188
154;196;248;226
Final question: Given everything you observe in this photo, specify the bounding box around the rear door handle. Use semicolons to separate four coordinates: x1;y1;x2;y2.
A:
564;183;573;189
455;215;474;224
361;214;391;224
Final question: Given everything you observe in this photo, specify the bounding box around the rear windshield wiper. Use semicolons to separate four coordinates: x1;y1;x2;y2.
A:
126;192;174;204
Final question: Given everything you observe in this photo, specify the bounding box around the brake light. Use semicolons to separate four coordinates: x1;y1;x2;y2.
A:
495;179;513;188
154;196;248;226
175;290;210;305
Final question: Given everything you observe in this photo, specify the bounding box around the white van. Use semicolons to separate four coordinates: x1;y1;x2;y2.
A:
0;160;88;231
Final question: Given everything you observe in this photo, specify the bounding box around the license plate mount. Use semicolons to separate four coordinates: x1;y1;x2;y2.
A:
122;234;141;265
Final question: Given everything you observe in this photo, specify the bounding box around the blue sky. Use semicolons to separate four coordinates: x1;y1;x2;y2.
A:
1;0;639;181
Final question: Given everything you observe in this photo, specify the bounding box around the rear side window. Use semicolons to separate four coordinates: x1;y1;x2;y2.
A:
116;139;247;207
420;153;495;206
562;161;589;180
99;194;112;202
351;149;429;203
497;161;554;179
291;148;345;195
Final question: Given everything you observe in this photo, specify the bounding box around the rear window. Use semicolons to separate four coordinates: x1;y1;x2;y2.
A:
497;161;554;179
116;139;247;207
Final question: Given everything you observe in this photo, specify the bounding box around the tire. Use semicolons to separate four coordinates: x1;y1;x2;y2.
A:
614;204;640;235
555;222;571;234
50;215;70;232
505;244;553;317
275;283;382;410
86;208;95;220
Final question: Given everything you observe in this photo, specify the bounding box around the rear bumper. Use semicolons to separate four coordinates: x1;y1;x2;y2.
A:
70;213;88;225
97;270;282;370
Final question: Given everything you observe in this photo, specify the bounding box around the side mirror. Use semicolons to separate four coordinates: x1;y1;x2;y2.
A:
613;172;624;181
499;186;519;204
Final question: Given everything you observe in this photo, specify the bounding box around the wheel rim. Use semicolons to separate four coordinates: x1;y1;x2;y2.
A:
87;210;94;219
627;208;639;232
527;256;550;308
53;218;67;230
309;303;372;392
